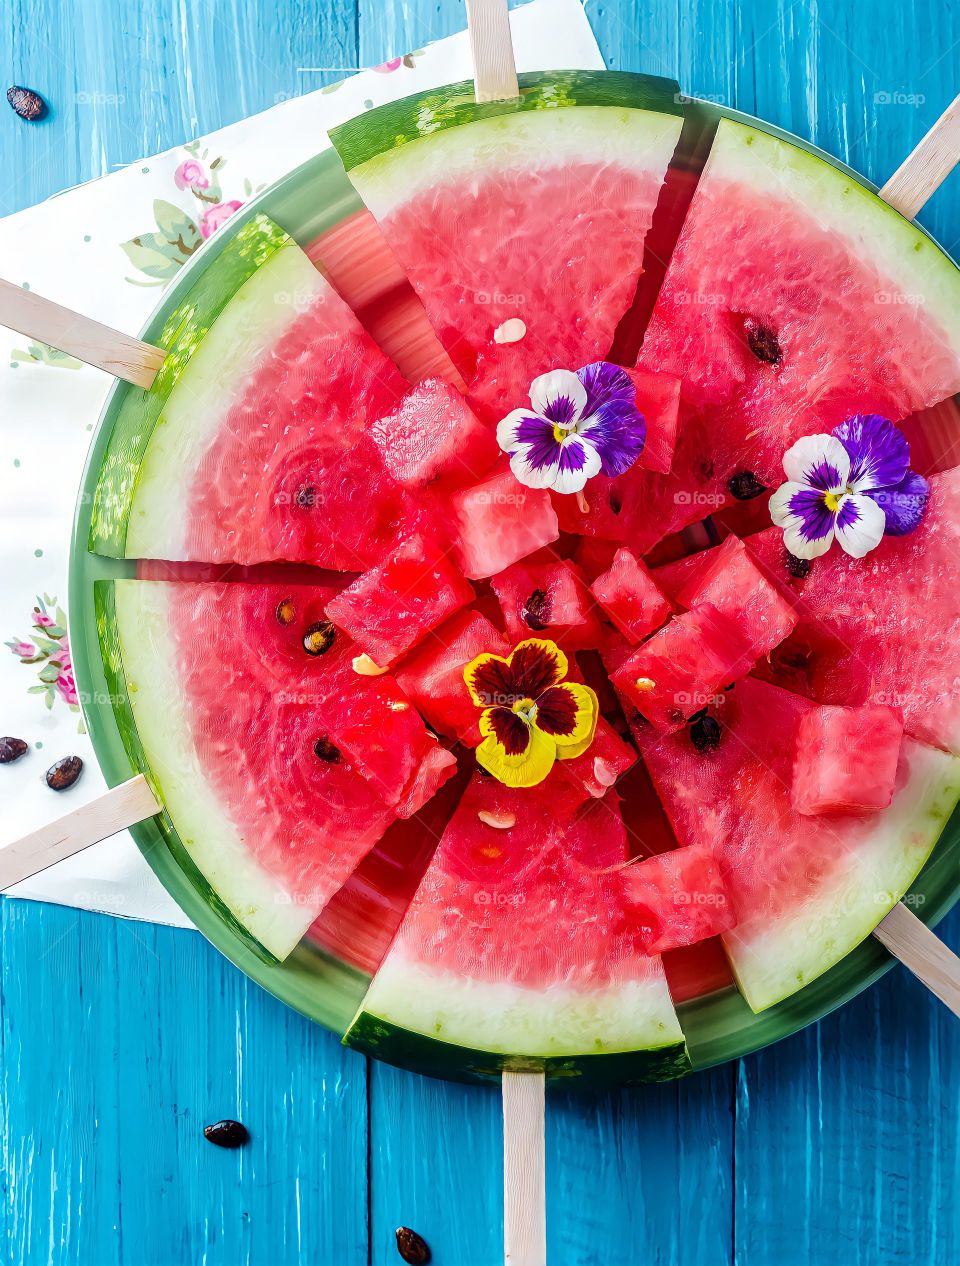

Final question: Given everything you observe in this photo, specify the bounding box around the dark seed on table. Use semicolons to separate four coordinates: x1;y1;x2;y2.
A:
727;470;766;501
784;550;811;579
690;714;722;752
302;620;335;656
395;1226;431;1264
45;755;83;790
522;588;551;631
6;86;47;121
313;736;341;763
743;317;782;365
0;737;29;764
275;597;296;625
203;1119;249;1149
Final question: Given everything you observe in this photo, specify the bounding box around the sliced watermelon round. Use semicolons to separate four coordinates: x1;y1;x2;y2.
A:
345;774;690;1083
638;677;960;1011
329;71;684;422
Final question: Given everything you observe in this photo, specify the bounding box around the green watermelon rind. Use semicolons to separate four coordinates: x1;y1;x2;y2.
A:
88;212;290;559
95;578;319;963
725;737;960;1014
345;1013;691;1089
328;69;683;174
704;119;960;356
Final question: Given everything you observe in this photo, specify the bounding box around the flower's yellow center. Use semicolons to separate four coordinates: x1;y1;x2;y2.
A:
512;696;539;726
552;423;568;444
823;490;843;513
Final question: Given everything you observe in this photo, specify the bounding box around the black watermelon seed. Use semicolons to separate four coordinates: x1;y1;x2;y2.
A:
294;483;319;509
45;755;83;791
727;470;767;501
395;1227;431;1264
687;707;708;725
6;86;46;121
303;620;335;656
784;550;811;579
690;715;722;753
522;589;551;631
0;737;28;764
313;736;341;763
608;491;623;515
743;317;782;365
203;1119;249;1149
275;597;296;626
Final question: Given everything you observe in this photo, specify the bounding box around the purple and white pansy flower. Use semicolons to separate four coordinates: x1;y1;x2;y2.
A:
770;414;929;560
496;362;646;497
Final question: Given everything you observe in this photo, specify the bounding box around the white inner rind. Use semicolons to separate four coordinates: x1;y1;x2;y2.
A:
114;580;318;959
726;737;960;1012
357;951;684;1057
125;243;332;560
706;119;960;353
349;105;684;220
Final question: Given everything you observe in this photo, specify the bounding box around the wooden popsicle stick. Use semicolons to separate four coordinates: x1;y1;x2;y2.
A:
0;775;161;892
466;0;519;104
879;93;960;219
872;901;960;1018
0;277;165;388
502;1070;546;1266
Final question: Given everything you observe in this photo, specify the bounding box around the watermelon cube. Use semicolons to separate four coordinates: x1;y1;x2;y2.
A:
626;367;681;475
490;560;603;650
572;537;621;582
552;717;638;812
394;608;508;743
620;842;736;954
611;604;755;732
792;704;904;816
370;378;497;489
451;469;559;579
590;547;673;644
326;535;473;665
677;535;797;659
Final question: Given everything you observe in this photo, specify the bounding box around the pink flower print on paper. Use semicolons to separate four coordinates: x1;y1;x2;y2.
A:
174;159;209;191
6;595;84;723
199;199;244;240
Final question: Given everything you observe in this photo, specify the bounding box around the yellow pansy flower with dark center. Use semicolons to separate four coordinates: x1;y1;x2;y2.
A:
463;638;599;788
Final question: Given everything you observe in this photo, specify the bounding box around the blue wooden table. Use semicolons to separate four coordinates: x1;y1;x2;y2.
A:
3;1;960;1262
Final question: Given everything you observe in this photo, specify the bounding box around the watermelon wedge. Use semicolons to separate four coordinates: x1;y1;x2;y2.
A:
562;118;960;553
97;580;456;960
328;72;684;422
345;775;690;1084
638;677;960;1011
91;215;411;570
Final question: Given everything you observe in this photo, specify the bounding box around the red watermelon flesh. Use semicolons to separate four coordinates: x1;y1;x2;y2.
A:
638;676;960;1010
742;471;960;755
451;469;559;579
676;534;798;660
590;547;674;644
393;608;509;744
325;535;474;667
619;842;736;954
627;367;681;474
490;560;603;651
551;718;638;814
370;378;498;489
611;603;755;731
792;704;904;816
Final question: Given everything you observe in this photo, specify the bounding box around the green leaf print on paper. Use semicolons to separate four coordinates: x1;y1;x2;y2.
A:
6;595;85;728
10;340;83;369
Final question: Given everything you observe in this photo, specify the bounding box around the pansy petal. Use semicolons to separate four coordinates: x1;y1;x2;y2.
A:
770;482;836;559
580;399;646;477
549;435;602;495
868;470;930;536
504;414;566;489
832;414;909;492
464;652;517;708
495;408;540;455
480;706;531;756
537;683;599;756
782;434;850;492
529;369;587;427
577;361;634;415
509;639;567;698
782;520;835;559
476;722;557;788
834;492;886;558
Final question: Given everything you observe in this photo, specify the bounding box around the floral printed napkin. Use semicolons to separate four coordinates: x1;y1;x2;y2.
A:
0;0;603;928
